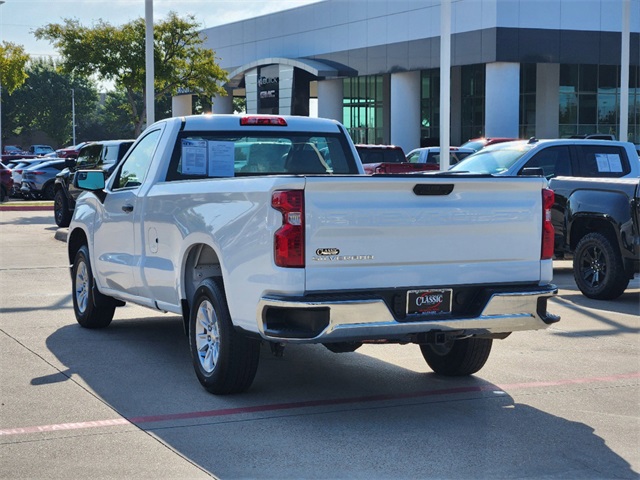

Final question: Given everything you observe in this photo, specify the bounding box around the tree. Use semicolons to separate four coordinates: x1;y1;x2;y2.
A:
3;59;98;147
36;12;229;137
0;41;29;94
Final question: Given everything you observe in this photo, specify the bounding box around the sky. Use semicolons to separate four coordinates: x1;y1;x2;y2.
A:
0;0;323;58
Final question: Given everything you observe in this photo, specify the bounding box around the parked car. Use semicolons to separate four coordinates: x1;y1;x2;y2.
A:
9;158;52;197
450;138;638;179
20;159;67;200
28;145;55;155
55;141;93;159
460;137;519;152
355;144;439;174
54;139;134;227
405;146;475;168
2;145;23;155
0;162;14;202
1;152;38;164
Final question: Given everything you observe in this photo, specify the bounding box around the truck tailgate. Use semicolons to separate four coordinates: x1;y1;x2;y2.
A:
304;175;547;291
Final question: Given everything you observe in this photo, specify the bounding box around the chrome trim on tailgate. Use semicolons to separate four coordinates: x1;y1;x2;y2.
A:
257;285;558;343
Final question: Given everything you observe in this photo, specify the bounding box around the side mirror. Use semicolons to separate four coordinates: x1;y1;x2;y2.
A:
65;158;77;169
74;170;105;191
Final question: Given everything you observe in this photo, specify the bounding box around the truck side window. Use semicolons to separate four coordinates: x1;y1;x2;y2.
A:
406;152;420;163
113;130;161;190
575;145;630;177
521;146;572;178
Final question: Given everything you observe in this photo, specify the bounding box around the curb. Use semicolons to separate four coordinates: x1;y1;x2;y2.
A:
54;229;69;243
0;205;53;211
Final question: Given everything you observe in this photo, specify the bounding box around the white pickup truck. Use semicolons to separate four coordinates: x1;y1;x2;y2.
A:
68;114;559;394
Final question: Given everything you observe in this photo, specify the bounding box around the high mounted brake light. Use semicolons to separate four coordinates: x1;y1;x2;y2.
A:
272;190;304;268
541;188;555;260
240;116;287;126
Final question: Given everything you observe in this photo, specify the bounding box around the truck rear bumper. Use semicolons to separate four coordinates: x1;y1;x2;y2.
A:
257;284;559;343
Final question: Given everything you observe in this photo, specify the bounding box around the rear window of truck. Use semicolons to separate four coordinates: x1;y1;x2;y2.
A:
165;131;359;181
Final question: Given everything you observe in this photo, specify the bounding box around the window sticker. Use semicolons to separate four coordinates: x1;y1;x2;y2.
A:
181;139;208;175
208;141;235;177
606;154;623;173
595;153;623;173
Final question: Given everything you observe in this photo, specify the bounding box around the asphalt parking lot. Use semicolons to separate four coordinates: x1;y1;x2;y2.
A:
1;208;639;479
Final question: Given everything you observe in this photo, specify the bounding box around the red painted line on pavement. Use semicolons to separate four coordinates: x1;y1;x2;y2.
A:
0;205;52;211
1;371;638;437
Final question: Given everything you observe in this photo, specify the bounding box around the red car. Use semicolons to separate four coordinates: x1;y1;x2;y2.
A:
0;162;14;202
356;144;438;174
55;141;94;159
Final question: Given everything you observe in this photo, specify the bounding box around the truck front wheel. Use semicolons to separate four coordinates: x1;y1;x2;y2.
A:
189;278;260;394
54;189;72;227
72;245;115;328
573;232;628;300
420;337;492;376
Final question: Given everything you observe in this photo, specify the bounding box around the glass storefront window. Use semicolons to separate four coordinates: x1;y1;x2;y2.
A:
343;75;384;144
420;69;440;146
520;64;536;138
559;90;578;124
559;64;639;141
579;94;597;124
461;64;486;142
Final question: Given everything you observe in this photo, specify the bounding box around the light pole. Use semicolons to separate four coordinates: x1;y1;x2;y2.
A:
145;0;155;129
0;0;6;156
72;88;76;145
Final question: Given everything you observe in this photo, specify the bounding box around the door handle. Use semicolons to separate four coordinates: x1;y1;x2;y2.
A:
122;204;134;213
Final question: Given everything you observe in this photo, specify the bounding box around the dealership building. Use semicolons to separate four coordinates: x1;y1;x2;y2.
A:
195;0;640;152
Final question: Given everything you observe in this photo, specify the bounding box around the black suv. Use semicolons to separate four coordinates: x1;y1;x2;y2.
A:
53;139;134;227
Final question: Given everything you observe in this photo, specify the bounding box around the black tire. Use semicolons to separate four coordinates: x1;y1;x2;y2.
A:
189;278;260;394
420;337;493;376
0;185;6;203
43;182;56;200
72;245;115;328
573;232;629;300
54;189;72;227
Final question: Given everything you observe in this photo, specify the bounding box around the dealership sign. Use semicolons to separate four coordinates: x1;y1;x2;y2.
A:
258;65;279;110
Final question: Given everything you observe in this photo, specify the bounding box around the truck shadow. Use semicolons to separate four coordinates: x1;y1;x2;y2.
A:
553;266;640;317
0;214;53;226
39;315;637;478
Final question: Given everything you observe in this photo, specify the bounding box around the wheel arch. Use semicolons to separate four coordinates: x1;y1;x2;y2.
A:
567;189;628;253
181;242;224;333
68;227;89;266
569;215;620;253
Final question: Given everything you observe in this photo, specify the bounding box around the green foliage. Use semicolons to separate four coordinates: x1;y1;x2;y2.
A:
2;59;98;147
0;42;29;93
233;97;247;114
35;12;229;136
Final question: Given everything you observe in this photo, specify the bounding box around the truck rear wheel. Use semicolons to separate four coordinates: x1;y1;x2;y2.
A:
420;337;492;376
72;245;115;328
573;232;629;300
189;278;260;394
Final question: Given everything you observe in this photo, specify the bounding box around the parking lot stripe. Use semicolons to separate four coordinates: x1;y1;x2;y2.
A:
1;371;638;437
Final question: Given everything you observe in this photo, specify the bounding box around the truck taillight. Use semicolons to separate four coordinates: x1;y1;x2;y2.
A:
541;188;555;260
272;190;304;268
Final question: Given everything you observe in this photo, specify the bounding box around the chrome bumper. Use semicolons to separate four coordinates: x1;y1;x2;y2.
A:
257;285;559;343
